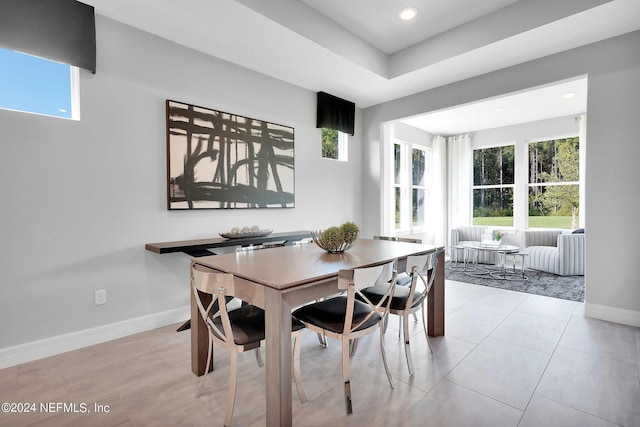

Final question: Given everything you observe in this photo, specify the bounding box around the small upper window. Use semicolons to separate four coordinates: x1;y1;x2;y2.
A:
0;47;78;120
321;128;348;161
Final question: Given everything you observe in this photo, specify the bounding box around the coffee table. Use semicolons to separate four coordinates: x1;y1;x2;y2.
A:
461;243;527;280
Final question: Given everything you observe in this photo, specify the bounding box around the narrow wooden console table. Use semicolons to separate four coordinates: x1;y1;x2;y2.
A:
145;230;312;257
145;230;312;330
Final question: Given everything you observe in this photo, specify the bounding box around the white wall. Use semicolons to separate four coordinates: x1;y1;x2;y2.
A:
584;49;640;322
363;31;640;327
472;116;580;149
393;122;433;147
0;16;364;357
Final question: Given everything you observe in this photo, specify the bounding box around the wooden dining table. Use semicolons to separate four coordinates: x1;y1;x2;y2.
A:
190;238;444;427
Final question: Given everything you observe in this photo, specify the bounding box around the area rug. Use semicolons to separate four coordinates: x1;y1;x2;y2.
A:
445;261;584;302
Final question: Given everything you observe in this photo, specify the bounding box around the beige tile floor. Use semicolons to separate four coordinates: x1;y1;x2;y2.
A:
1;279;639;427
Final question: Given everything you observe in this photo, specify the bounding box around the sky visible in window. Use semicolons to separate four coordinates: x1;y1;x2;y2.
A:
0;48;72;119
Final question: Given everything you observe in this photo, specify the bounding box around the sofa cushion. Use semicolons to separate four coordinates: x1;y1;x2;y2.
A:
455;226;487;242
521;230;561;248
523;245;560;275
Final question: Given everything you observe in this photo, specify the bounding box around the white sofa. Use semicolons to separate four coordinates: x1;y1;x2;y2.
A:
520;229;584;276
450;226;495;264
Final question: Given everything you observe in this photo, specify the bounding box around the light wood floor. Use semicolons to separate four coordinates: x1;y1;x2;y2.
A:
1;280;639;427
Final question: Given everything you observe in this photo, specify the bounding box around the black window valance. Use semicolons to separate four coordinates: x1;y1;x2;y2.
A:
316;91;355;136
0;0;96;73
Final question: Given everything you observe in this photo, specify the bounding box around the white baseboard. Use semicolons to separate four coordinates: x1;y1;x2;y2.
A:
585;303;640;327
0;306;190;369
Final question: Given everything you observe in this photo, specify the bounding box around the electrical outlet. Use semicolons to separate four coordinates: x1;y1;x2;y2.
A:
94;289;107;305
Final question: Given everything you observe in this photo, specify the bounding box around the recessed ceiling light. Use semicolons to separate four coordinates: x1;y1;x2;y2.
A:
561;92;576;99
399;7;418;21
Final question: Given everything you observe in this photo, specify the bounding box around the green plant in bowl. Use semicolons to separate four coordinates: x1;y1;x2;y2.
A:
311;221;360;253
340;221;359;243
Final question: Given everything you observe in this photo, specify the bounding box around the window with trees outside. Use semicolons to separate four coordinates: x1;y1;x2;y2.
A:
529;137;579;228
473;137;580;229
473;145;515;226
321;128;348;161
394;142;427;231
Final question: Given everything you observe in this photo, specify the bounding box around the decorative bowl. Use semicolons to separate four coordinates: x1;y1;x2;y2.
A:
310;229;358;253
219;227;273;239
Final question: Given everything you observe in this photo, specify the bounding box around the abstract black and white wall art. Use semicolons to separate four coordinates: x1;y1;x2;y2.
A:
166;100;295;209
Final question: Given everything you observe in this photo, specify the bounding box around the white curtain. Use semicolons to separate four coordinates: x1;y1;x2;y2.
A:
447;134;473;242
428;136;447;247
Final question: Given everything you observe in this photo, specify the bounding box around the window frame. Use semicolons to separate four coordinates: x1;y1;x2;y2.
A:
392;140;429;233
471;133;582;230
0;47;80;120
320;127;349;162
472;144;515;227
527;136;580;229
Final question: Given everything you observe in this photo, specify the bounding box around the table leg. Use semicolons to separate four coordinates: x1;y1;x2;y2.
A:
191;278;212;376
510;253;527;279
497;251;507;278
264;288;293;427
465;247;479;271
520;254;527;279
427;250;445;337
463;247;468;270
449;246;464;270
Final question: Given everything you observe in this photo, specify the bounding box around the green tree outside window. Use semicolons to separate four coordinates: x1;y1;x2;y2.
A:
322;128;339;159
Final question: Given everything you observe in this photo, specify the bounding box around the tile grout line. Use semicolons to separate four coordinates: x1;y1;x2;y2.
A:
435;287;528;419
516;309;575;425
523;311;637;427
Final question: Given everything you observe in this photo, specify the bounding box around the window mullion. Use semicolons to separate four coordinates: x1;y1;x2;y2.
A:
405;144;412;231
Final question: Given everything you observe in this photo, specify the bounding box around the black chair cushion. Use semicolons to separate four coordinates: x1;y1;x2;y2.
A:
359;284;422;311
212;304;305;345
293;296;381;334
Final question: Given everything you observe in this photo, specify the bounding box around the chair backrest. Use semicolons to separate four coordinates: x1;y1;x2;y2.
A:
405;254;430;275
404;250;442;310
191;265;237;346
338;260;397;334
